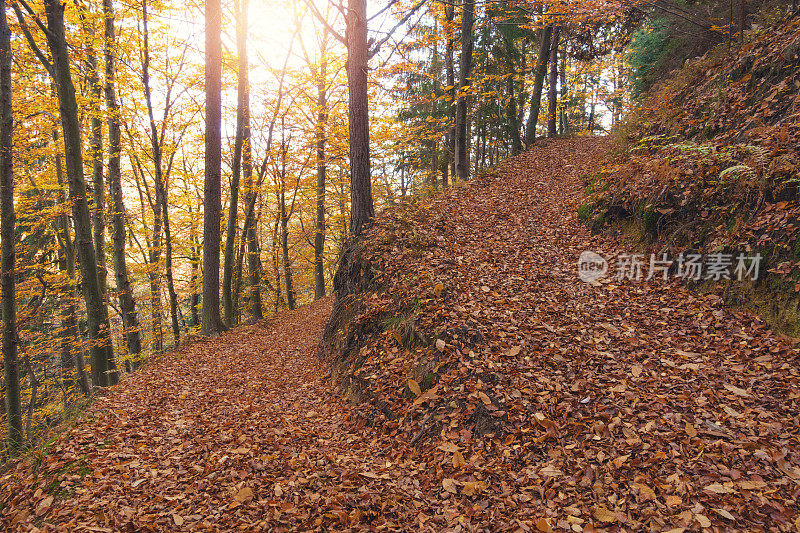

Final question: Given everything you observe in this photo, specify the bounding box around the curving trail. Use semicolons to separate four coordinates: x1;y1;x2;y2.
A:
2;138;798;532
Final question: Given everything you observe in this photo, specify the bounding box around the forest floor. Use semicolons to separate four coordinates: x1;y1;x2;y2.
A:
2;138;799;532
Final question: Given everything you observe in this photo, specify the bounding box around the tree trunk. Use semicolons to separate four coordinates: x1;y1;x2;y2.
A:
314;49;327;300
202;0;227;335
223;0;250;325
279;142;296;310
0;0;22;446
524;24;552;147
346;0;374;237
246;216;263;318
443;1;455;184
547;27;560;138
559;47;567;135
188;206;200;327
141;1;165;352
44;0;116;387
162;207;180;345
506;71;522;155
103;0;141;359
54;126;89;394
454;0;475;181
81;14;108;310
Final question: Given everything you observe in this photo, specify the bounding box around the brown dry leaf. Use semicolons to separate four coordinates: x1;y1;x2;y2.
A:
452;450;466;468
739;479;766;490
713;508;735;520
631;364;643;378
438;441;460;453
685;421;698;438
442;478;458;494
612;454;629;468
507;345;522;357
434;282;444;298
462;481;485;496
408;379;422;397
539;464;563;477
535;517;554;533
632;482;657;501
173;514;184;526
35;496;53;517
723;383;751;397
477;391;491;405
593;506;617;523
435;339;446;351
694;513;711;528
234;486;254;503
704;482;735;494
665;495;682;507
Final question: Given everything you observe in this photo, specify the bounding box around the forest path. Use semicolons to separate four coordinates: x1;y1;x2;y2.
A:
1;297;413;531
2;137;799;531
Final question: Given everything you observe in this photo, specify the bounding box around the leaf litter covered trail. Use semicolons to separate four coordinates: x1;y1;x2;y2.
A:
2;137;800;532
1;298;413;531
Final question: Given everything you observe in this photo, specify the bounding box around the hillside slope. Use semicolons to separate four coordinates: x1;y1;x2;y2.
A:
1;139;798;531
583;15;800;334
321;137;800;530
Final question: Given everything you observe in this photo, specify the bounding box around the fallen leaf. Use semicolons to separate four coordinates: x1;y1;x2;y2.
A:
434;282;444;298
694;513;711;527
723;383;751;397
442;478;458;493
714;508;735;520
234;486;254;503
535;517;554;532
593;506;617;523
704;482;735;494
438;441;460;453
35;496;53;516
408;379;422;397
452;450;466;468
632;482;657;501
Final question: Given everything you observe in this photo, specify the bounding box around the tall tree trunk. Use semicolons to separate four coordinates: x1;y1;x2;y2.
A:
524;24;552;147
0;0;22;446
559;47;567;135
81;13;108;309
547;27;560;138
44;0;116;387
506;71;522;155
188;204;200;327
443;1;455;185
246;217;262;318
279;142;296;310
162;207;179;345
141;1;164;352
430;21;440;188
103;0;141;358
272;219;282;312
455;0;475;181
223;0;250;326
314;48;327;300
346;0;374;237
54;127;89;394
202;0;226;335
